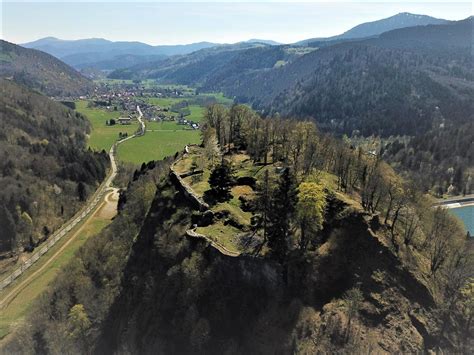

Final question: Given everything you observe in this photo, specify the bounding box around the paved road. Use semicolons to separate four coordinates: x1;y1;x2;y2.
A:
435;194;474;209
136;105;145;135
0;189;117;310
0;106;145;295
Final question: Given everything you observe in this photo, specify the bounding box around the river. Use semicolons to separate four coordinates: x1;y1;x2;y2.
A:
449;205;474;236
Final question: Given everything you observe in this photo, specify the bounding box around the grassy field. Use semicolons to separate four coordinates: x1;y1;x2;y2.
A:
187;105;205;122
75;101;138;151
117;130;201;164
145;97;182;107
147;121;187;131
0;214;111;339
200;92;234;105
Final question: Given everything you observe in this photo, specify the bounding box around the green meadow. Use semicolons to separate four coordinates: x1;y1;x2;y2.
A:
117;130;201;164
147;121;187;130
76;90;231;165
75;101;139;151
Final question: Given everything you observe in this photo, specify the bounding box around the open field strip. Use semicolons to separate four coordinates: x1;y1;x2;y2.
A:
0;193;115;339
117;130;201;164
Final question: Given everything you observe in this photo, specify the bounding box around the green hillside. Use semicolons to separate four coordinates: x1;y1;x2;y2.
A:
0;40;94;97
0;79;108;256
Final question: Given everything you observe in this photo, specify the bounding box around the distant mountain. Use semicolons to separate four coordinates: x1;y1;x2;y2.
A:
244;39;282;45
225;18;473;137
108;42;289;82
296;12;448;45
73;54;167;71
22;37;218;70
0;40;94;96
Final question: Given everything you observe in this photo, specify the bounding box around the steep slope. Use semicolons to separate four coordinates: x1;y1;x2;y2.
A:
297;12;448;45
0;40;94;96
99;207;438;353
0;79;108;256
108;43;308;84
4;158;470;354
223;18;474;137
73;54;167;71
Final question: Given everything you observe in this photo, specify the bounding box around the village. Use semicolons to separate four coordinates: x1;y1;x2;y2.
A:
72;80;207;131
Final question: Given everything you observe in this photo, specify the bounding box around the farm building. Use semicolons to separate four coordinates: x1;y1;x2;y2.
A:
117;117;132;125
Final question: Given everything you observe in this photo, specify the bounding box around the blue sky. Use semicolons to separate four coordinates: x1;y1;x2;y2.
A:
1;1;471;45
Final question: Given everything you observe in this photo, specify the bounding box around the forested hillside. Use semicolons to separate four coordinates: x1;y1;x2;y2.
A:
108;43;308;83
383;121;474;196
0;40;94;96
4;104;472;354
227;18;473;137
0;79;108;256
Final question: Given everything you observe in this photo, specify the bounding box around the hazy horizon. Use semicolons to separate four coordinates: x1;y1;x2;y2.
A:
1;1;471;45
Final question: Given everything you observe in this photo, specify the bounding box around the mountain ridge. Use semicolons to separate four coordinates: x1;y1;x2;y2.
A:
0;40;94;96
296;12;448;45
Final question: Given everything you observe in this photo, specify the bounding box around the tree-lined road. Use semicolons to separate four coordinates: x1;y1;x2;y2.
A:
0;107;144;306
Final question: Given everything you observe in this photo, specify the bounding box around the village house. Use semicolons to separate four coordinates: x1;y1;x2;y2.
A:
117;117;132;125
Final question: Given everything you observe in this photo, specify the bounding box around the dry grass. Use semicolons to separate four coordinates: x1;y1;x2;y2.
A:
196;222;243;253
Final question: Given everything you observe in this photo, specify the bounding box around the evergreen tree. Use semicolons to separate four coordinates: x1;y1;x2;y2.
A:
267;168;298;262
207;160;235;202
77;182;87;202
0;204;16;252
255;170;272;250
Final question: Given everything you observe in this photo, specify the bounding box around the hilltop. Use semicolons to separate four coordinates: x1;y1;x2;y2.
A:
298;12;448;45
3;104;472;354
0;40;94;96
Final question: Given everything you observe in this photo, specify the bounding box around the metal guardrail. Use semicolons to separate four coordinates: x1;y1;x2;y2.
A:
0;106;142;293
0;186;108;292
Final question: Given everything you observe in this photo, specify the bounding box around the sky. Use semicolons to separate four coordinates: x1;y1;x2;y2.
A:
1;1;472;45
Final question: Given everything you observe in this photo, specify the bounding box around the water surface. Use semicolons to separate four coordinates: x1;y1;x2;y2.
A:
449;205;474;236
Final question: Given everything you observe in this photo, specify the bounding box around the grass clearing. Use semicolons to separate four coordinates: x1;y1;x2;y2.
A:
147;121;187;131
200;92;234;105
196;222;243;254
75;100;138;151
187;105;205;122
184;170;210;196
145;97;182;107
118;130;201;164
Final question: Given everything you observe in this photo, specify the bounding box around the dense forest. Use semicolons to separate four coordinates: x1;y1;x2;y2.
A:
108;43;300;83
227;18;473;136
383;121;474;196
5;104;472;354
0;79;109;256
0;40;94;97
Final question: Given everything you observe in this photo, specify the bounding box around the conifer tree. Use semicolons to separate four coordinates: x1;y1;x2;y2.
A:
207;160;235;202
267;168;298;262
